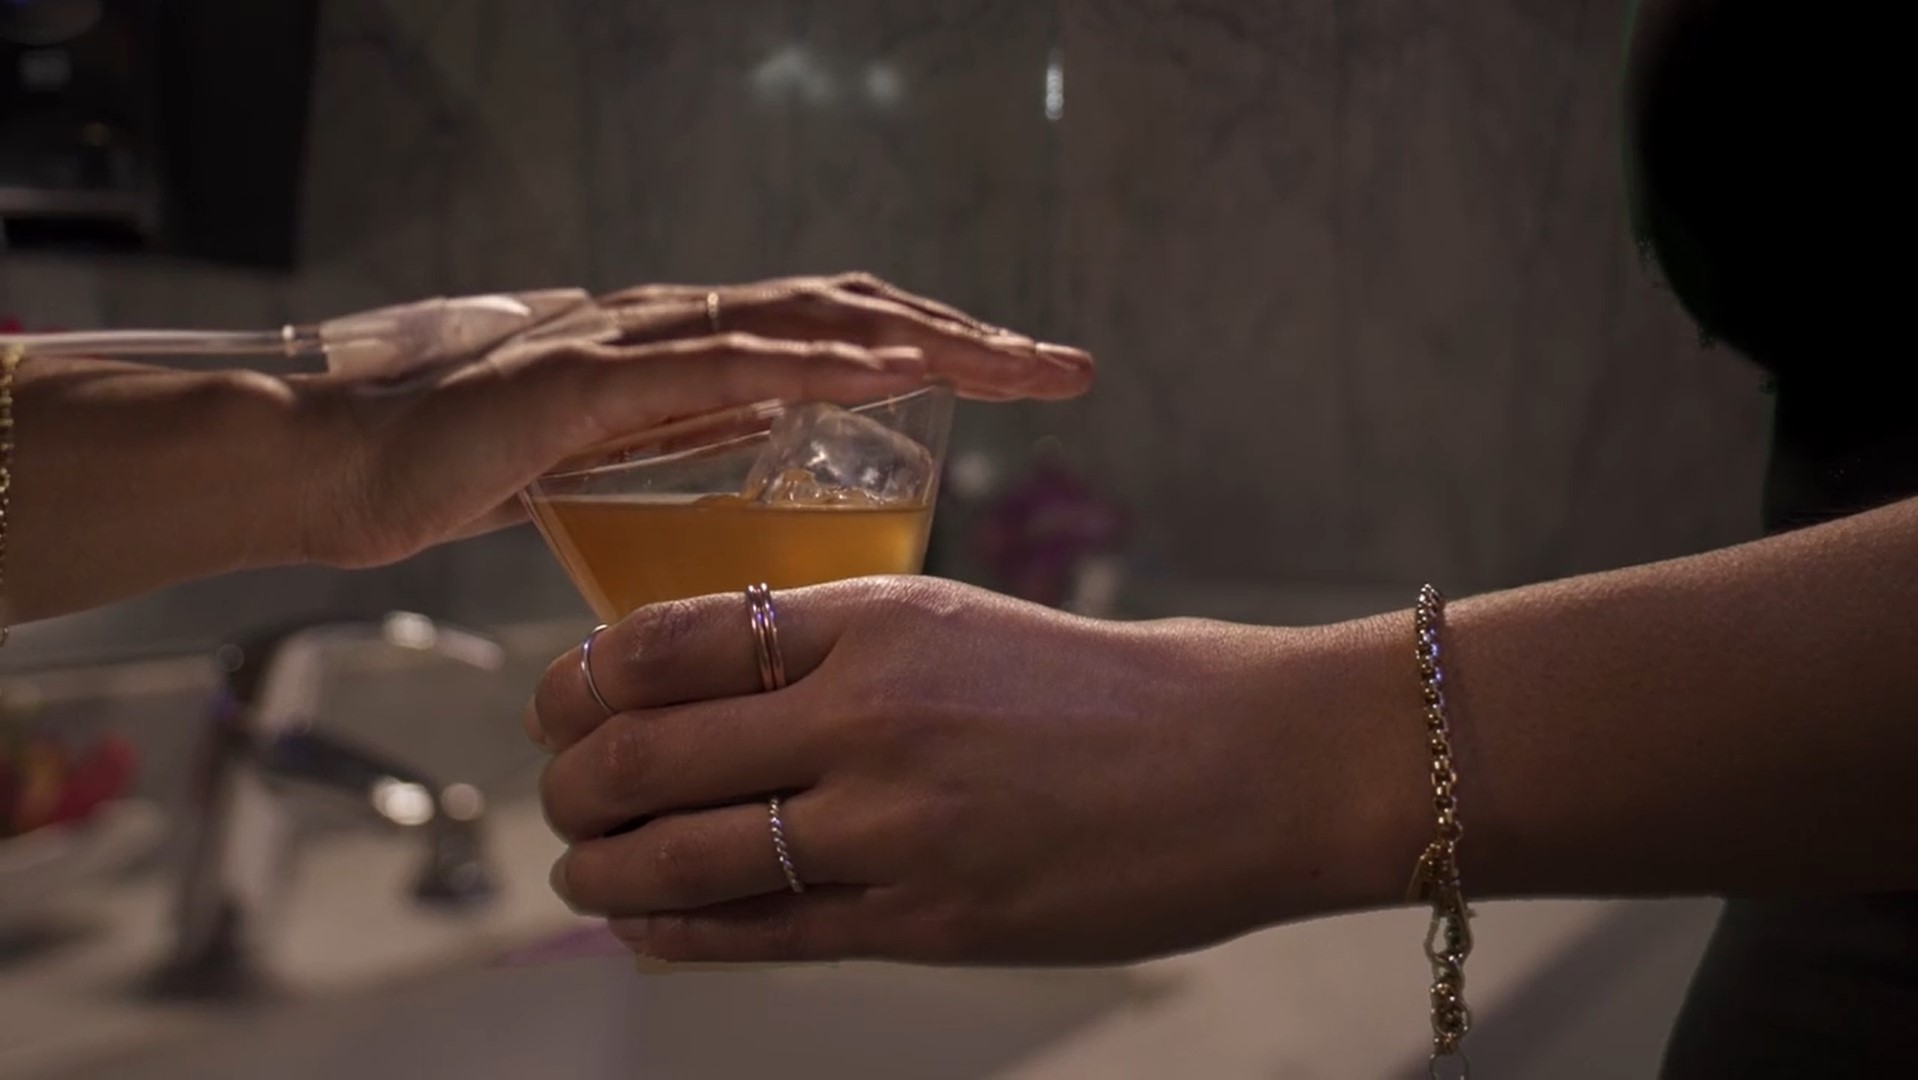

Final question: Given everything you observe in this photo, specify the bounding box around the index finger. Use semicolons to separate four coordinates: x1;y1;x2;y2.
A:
760;286;1093;402
599;279;1094;402
528;582;857;753
603;273;993;337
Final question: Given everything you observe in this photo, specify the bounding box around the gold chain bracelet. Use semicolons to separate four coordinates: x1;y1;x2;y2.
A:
0;343;19;648
1408;584;1474;1078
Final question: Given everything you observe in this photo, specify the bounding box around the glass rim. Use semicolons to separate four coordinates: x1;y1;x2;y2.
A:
533;383;954;484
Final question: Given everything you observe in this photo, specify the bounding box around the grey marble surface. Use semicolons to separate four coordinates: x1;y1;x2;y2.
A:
0;0;1771;651
1029;0;1769;587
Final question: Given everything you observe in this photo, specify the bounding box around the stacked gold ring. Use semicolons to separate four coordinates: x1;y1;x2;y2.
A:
745;583;787;692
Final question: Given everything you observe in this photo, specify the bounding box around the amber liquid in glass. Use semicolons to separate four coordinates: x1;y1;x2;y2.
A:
528;494;934;620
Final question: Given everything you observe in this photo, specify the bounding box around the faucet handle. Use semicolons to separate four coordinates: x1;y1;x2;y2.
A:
377;612;506;671
414;817;496;909
254;729;435;821
256;728;497;910
219;611;506;707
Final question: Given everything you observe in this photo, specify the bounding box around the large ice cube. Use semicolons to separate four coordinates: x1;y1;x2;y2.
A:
742;403;934;507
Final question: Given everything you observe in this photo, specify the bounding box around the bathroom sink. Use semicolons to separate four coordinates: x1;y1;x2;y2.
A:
0;620;592;1078
4;616;1151;1080
1;618;585;857
28;892;1719;1080
58;958;1152;1080
3;596;1721;1080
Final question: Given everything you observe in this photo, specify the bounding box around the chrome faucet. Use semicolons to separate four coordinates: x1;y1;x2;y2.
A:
148;612;506;1000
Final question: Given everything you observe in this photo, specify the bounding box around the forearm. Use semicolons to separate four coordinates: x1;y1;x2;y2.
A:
1312;495;1918;908
5;357;322;622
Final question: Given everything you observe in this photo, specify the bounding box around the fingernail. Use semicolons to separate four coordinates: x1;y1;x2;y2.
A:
985;333;1039;352
617;924;673;973
1037;342;1091;365
522;700;555;752
634;954;678;975
549;855;574;906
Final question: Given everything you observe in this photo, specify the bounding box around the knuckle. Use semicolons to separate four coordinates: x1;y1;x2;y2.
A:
846;790;942;858
791;282;858;321
713;330;761;353
620;598;701;672
871;573;945;612
641;914;698;961
647;832;710;906
595;714;658;804
758;908;807;959
810;660;902;738
831;271;886;292
903;902;977;964
909;787;968;840
846;672;913;727
863;575;967;635
599;283;669;305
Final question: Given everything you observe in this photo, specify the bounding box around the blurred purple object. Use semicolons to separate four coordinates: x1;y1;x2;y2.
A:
972;457;1129;608
492;922;626;967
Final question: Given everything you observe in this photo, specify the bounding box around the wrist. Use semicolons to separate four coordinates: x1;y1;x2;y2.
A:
1;360;324;621
182;367;326;573
1232;614;1434;918
1337;612;1449;909
267;373;368;568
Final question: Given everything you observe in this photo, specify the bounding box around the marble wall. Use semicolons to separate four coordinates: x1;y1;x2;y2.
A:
0;0;1772;649
1037;0;1771;589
